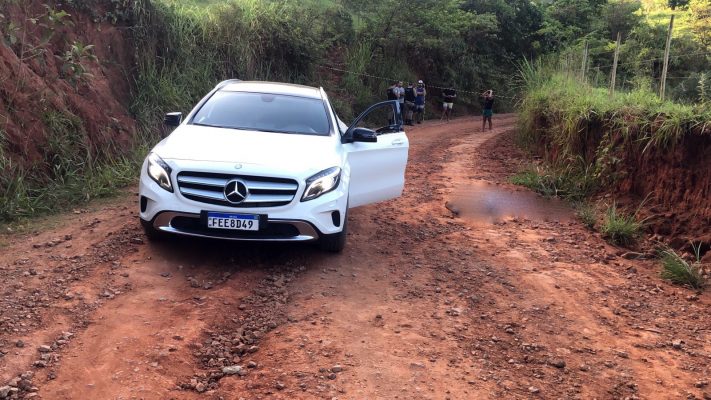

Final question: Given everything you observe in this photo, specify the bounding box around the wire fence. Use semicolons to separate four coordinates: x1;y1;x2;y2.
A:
557;29;711;102
316;64;517;100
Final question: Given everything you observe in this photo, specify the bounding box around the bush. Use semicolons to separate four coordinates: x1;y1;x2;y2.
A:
601;203;642;246
660;246;705;289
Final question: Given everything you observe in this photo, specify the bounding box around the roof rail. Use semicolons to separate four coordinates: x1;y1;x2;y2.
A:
215;79;242;90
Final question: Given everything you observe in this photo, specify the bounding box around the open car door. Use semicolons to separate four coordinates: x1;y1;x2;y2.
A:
342;101;409;208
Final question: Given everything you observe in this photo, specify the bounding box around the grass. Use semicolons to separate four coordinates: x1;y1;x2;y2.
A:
641;0;694;36
509;160;597;201
601;202;642;246
575;202;597;229
0;149;145;222
0;126;6;166
660;245;705;289
0;107;150;222
517;60;711;171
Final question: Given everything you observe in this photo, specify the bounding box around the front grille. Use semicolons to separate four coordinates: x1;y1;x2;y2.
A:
177;171;299;208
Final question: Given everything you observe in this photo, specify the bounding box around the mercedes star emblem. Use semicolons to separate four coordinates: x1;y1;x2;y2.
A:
224;179;249;204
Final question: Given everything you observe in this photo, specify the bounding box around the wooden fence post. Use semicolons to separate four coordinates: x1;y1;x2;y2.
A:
609;32;621;97
581;40;589;83
660;15;674;101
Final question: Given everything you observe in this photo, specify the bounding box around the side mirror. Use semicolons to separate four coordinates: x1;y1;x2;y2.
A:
164;112;183;127
352;127;377;143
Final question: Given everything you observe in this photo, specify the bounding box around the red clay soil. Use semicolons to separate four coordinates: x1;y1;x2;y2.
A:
0;0;136;166
615;132;711;252
1;115;710;400
528;116;711;257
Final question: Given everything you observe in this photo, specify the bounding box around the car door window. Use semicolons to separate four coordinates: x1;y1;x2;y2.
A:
352;103;402;135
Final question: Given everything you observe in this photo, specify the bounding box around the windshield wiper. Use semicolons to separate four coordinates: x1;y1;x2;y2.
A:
191;123;319;135
192;122;228;129
192;123;272;132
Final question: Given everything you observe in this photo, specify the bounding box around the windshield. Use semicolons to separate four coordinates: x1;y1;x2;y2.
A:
190;91;331;135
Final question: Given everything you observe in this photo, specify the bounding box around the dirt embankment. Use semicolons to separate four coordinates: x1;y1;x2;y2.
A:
618;131;711;250
0;0;136;166
531;117;711;255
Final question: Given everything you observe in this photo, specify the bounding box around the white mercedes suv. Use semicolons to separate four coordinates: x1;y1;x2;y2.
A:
138;80;409;252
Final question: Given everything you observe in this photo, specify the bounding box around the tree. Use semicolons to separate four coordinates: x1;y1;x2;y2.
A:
537;0;607;50
689;0;711;48
598;0;643;41
668;0;690;9
462;0;544;56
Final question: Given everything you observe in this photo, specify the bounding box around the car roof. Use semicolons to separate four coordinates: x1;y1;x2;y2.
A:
220;81;323;99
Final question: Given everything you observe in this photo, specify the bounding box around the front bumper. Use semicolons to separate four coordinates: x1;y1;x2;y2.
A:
138;158;348;242
148;211;321;241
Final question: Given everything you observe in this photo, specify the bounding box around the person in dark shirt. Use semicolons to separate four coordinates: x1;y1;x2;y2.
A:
482;90;494;131
440;85;457;122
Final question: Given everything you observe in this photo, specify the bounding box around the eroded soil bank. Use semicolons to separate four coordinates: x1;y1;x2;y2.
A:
527;116;711;255
1;116;710;399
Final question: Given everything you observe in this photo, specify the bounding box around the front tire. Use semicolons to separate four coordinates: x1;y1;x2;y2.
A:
140;218;165;241
319;210;348;253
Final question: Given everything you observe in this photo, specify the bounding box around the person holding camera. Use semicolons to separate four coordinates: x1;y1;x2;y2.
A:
481;90;494;131
440;85;456;122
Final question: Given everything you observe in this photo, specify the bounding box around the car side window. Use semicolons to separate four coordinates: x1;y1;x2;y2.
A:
353;103;401;135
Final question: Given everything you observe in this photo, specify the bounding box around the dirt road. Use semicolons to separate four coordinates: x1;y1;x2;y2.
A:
1;115;709;400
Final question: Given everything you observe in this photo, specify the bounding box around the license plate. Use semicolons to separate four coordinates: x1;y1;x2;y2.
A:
206;212;259;231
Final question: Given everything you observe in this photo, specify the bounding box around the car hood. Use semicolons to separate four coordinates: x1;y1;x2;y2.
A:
154;125;340;169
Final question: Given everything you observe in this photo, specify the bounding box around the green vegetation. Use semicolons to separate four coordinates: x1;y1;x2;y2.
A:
57;41;98;88
535;0;711;103
575;202;597;229
0;108;147;221
517;60;710;191
660;245;705;289
514;62;707;248
509;162;596;201
126;0;529;128
601;202;642;246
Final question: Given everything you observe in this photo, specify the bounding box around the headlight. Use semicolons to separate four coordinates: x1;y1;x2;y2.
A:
301;167;341;202
146;153;173;192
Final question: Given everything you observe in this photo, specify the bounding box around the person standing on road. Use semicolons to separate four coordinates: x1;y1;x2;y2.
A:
414;80;426;124
440;85;456;122
482;90;494;131
387;81;399;125
404;82;416;126
395;81;405;122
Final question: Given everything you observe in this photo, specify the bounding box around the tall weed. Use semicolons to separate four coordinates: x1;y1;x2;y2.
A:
660;245;705;289
601;202;642;246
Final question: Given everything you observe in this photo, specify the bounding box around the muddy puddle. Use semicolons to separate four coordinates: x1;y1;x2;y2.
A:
446;181;572;224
